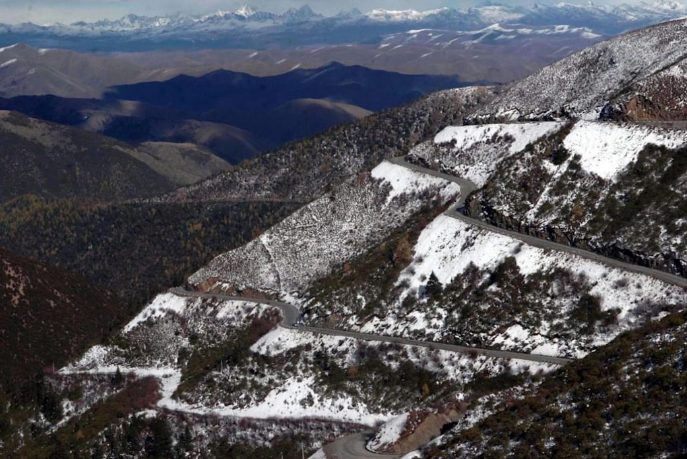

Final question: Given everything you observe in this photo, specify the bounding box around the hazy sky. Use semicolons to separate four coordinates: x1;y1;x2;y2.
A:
0;0;664;24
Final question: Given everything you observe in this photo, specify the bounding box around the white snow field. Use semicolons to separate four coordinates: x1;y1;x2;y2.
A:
367;413;409;451
383;214;687;358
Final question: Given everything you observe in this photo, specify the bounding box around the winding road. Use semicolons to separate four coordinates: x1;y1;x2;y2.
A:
173;156;686;458
170;288;571;365
323;433;400;459
390;157;687;289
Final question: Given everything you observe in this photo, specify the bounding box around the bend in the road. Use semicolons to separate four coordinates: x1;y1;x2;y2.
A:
170;287;571;365
389;157;687;289
324;432;401;459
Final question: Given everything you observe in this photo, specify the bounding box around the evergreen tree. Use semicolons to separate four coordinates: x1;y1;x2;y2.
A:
425;271;442;298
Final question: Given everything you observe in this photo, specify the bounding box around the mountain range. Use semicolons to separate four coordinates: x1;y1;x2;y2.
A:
0;62;464;162
0;2;685;51
2;9;687;459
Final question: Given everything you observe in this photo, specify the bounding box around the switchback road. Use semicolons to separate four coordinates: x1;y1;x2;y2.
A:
169;288;571;365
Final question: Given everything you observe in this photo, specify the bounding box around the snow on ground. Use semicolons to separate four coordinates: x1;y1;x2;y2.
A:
123;293;189;332
162;375;391;425
190;159;460;294
563;121;687;181
0;44;18;53
388;214;687;357
0;58;18;68
414;122;563;186
399;215;683;315
64;340;391;425
474;20;687;118
434;122;561;157
371;160;460;204
368;413;409;451
251;327;358;367
122;292;270;334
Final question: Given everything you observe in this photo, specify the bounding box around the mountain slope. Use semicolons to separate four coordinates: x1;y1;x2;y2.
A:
0;2;683;51
157;87;494;203
474;19;687;120
0;43;147;98
0;110;230;202
429;310;687;458
0;63;464;162
106;63;463;113
0;197;300;306
0;248;122;389
6;15;687;459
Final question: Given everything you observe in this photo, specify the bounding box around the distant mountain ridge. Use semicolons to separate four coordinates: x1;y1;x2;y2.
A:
0;2;685;51
0;62;464;162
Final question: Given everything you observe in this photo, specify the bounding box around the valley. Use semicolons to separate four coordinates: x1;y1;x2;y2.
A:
2;4;687;459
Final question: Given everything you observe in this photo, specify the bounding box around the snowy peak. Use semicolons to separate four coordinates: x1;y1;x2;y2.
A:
234;5;258;18
283;5;321;22
365;7;453;22
1;2;686;50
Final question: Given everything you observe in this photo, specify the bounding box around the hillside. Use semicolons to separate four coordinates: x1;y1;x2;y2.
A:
0;43;147;98
158;87;494;203
428;310;687;458
0;63;466;163
0;197;300;306
0;110;230;202
0;248;122;389
473;19;687;120
4;15;687;459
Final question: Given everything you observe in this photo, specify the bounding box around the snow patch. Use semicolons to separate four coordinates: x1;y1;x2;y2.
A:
368;413;409;451
430;122;563;186
563;121;687;181
0;58;18;68
371;160;461;205
123;293;189;333
0;44;18;53
396;214;687;357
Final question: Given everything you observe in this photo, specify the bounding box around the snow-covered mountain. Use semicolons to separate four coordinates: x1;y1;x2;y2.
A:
6;11;687;459
1;2;685;51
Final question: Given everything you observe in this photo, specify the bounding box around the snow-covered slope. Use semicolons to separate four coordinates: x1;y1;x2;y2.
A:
474;19;687;119
304;213;687;359
411;122;563;186
189;160;461;294
562;121;687;180
474;120;687;273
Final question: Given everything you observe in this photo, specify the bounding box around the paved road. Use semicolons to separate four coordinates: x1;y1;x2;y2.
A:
387;157;687;289
445;208;687;288
174;156;687;458
170;288;571;365
323;433;401;459
386;157;478;207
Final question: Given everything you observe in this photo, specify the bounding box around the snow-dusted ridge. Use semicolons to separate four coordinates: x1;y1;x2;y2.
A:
1;1;684;41
475;19;687;119
189;160;461;294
